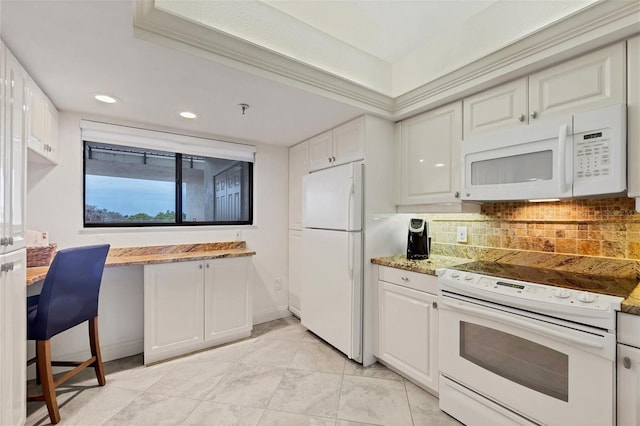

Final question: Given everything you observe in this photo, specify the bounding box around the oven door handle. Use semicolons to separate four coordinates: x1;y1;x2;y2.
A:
440;299;605;349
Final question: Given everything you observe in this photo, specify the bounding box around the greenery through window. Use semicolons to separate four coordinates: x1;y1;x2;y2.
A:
83;141;253;226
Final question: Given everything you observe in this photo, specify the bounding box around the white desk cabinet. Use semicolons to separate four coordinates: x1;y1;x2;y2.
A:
617;312;640;426
204;257;251;343
308;117;364;172
463;42;625;139
144;257;252;364
377;266;439;393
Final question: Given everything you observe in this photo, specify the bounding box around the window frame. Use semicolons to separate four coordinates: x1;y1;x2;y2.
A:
83;141;254;228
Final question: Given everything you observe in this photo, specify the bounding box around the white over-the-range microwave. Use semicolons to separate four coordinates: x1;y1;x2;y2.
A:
461;104;626;202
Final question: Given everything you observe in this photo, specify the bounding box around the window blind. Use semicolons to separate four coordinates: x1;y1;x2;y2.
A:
80;120;256;162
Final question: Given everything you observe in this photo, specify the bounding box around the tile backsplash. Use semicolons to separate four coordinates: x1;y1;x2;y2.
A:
424;197;640;260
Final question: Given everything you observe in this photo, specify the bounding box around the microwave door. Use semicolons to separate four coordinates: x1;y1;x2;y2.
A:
462;116;573;201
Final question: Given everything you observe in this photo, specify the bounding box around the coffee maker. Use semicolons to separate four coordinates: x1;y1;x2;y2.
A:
407;218;429;260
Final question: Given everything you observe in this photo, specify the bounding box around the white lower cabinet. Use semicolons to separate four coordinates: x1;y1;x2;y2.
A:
617;312;640;426
144;257;252;364
377;266;439;393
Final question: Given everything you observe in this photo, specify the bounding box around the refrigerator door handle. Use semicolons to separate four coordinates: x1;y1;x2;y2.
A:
347;233;353;277
347;179;354;230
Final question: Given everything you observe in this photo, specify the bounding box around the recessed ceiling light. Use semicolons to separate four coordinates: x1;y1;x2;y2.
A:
180;111;197;119
94;94;117;104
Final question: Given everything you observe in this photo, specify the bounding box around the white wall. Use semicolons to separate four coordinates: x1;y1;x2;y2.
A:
26;111;290;367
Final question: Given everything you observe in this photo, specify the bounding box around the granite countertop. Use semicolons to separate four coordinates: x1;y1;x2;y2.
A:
371;253;640;316
26;242;255;286
371;254;471;275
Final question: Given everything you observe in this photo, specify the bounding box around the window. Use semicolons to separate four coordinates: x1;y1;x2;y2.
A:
84;141;253;227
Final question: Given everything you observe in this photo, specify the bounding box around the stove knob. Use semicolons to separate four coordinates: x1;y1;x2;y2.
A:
577;292;596;303
554;288;571;299
464;274;474;281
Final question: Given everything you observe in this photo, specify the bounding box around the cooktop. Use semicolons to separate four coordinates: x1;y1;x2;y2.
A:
447;261;637;299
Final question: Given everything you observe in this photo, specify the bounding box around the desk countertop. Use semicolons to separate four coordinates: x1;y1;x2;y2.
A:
26;242;255;285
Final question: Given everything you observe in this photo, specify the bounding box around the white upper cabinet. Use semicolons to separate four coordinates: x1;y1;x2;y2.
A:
27;80;58;164
627;36;640;207
396;101;463;206
288;140;309;230
463;78;528;138
1;47;27;253
463;42;626;139
308;117;364;172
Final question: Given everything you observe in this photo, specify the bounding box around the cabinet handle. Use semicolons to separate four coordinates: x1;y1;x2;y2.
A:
624;357;632;369
328;157;332;163
1;262;14;272
432;301;438;309
8;237;13;245
199;264;203;269
454;191;459;198
332;156;336;162
0;237;7;246
401;276;409;281
530;111;538;119
206;263;210;268
518;114;525;122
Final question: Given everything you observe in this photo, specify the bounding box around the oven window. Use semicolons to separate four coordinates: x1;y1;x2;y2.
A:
460;322;568;401
470;150;553;185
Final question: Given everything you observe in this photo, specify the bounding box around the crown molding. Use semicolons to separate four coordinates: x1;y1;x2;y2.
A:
132;1;394;118
134;0;640;123
394;0;640;119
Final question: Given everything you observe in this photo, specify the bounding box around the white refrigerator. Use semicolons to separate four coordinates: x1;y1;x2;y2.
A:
301;162;363;362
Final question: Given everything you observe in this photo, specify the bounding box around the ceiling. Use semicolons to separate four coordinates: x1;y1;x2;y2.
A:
0;0;597;147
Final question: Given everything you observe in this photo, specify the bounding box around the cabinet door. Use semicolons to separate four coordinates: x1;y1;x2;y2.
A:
2;50;26;253
618;343;640;426
332;117;364;167
627;36;640;200
204;257;251;343
463;78;528;138
289;141;309;230
288;229;302;317
396;101;462;205
308;130;333;172
0;251;26;426
144;261;204;364
529;43;625;122
26;78;58;164
378;281;438;393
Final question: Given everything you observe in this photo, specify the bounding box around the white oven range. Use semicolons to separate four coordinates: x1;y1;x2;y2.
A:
437;262;635;426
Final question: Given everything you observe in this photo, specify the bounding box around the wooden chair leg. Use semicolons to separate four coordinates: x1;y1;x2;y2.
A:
36;340;60;424
89;317;106;386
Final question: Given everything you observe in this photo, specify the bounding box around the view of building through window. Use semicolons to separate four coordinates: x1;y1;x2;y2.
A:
84;141;252;226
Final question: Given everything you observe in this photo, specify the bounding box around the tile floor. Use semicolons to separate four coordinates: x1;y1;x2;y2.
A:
26;317;461;426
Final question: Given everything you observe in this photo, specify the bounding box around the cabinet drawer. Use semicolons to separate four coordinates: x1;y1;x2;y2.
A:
618;312;640;348
378;266;438;294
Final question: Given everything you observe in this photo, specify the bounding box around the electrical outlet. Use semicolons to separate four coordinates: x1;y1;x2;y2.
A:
235;230;241;241
274;278;282;291
456;226;468;243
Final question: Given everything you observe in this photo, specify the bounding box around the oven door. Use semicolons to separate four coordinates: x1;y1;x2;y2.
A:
439;294;615;426
461;115;573;201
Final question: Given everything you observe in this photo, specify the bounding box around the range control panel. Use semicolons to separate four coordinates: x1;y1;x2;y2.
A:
438;268;623;314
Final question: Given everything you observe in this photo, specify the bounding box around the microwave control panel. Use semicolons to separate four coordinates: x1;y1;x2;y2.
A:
574;129;611;180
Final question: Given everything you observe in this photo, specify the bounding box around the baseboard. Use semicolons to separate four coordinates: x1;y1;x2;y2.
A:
289;305;301;319
27;338;143;380
253;306;291;325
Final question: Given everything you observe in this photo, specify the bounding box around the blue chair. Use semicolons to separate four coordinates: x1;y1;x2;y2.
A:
26;244;110;424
